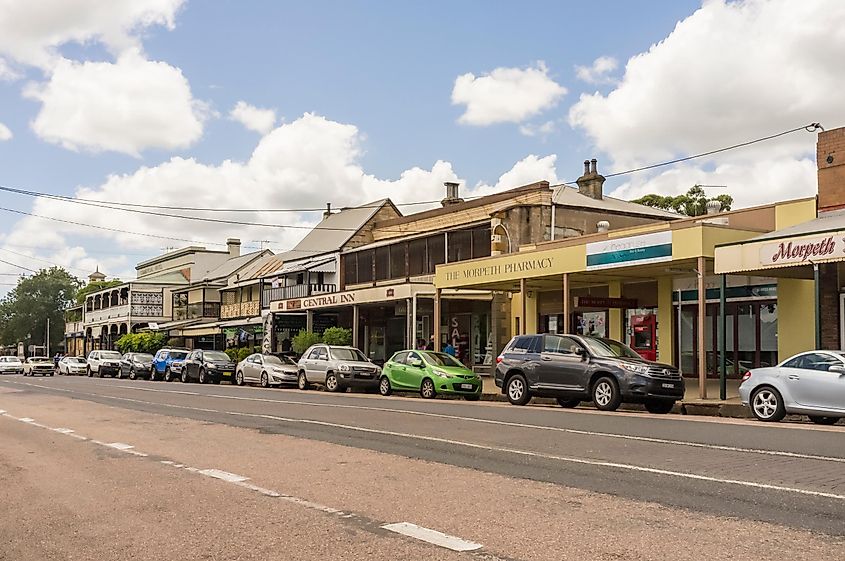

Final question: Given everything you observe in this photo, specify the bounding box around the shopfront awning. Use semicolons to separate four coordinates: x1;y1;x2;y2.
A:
180;321;223;337
715;210;845;276
219;316;263;328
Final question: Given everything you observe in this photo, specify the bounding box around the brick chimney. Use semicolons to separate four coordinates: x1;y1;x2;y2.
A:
818;127;845;212
227;238;241;258
441;182;465;207
576;158;605;200
323;203;332;219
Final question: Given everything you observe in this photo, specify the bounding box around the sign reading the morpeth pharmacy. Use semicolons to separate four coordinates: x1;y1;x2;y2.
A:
758;234;844;266
444;257;554;282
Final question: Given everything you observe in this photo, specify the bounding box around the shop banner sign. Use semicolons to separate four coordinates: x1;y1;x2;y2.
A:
758;234;842;266
586;231;672;271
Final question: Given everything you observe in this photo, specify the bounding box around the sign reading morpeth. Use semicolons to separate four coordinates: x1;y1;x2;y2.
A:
759;234;843;266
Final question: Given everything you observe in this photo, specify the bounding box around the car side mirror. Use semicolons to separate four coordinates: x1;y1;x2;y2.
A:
830;365;845;375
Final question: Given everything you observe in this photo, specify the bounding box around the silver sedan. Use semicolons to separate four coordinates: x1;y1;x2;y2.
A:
739;350;845;424
236;353;298;388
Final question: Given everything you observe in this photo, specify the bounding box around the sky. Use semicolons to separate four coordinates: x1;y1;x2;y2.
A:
0;0;843;287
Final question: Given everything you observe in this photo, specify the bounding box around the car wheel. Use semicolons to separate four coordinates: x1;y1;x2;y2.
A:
592;376;622;412
297;371;309;390
505;373;531;406
645;400;675;414
378;376;392;396
129;367;136;380
181;369;188;383
235;371;244;386
198;369;206;384
750;387;786;422
261;372;270;388
808;416;840;425
87;367;92;377
149;368;157;381
97;368;104;378
164;367;172;383
420;378;436;399
325;373;340;392
556;398;580;408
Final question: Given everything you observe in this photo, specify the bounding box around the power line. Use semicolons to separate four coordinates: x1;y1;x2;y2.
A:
0;257;38;273
0;247;90;274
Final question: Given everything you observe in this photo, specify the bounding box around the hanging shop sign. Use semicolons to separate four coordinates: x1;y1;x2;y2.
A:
270;284;427;312
758;233;844;267
586;231;672;271
574;296;638;309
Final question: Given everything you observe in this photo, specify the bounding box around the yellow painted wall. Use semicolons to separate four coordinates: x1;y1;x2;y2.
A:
510;290;539;335
608;281;623;341
777;278;816;358
775;199;817;229
657;277;674;364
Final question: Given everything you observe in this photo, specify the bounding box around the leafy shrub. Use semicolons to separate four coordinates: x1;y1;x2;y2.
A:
237;347;252;362
224;348;239;361
115;332;167;354
321;327;352;346
292;330;322;355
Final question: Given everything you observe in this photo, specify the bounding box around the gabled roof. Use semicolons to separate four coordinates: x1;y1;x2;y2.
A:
289;199;398;257
552;185;680;218
226;253;286;287
196;250;270;282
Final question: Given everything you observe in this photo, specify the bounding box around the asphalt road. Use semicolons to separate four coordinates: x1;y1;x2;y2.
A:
1;374;843;560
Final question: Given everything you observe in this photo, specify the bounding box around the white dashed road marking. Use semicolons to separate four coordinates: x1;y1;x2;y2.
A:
382;522;483;551
0;408;489;555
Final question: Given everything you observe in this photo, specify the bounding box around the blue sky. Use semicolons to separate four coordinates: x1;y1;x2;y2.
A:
0;0;840;282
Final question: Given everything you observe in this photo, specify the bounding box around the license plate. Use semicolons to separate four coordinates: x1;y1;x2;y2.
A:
222;371;232;376
661;383;675;389
460;384;474;390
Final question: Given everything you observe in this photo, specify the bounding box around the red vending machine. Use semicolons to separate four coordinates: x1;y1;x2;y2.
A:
630;314;657;362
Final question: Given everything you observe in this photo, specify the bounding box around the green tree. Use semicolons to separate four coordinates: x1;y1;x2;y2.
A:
115;332;167;354
76;279;123;304
321;326;352;346
292;330;322;354
0;267;82;352
632;185;733;216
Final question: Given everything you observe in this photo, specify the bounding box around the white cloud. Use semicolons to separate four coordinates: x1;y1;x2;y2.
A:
0;122;11;141
568;0;845;206
575;56;618;85
519;120;557;138
1;113;558;276
23;50;208;156
452;62;567;126
229;101;277;135
0;0;185;69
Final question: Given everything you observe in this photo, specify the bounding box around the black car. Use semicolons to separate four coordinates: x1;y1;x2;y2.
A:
119;352;154;379
180;349;237;384
495;334;684;414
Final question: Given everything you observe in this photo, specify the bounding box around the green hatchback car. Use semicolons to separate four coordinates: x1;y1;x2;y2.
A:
379;350;482;400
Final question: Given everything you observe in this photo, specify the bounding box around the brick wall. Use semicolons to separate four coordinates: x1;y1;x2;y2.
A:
820;263;840;349
817;127;845;212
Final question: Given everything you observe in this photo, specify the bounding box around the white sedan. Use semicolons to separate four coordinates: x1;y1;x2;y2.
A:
739;350;845;424
0;356;24;375
58;356;88;375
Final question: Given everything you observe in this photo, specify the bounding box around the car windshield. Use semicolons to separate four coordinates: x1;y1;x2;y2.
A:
204;351;230;362
100;351;122;360
0;357;19;362
169;351;188;360
68;357;86;364
581;337;643;359
30;357;50;363
420;352;465;368
133;354;154;362
329;348;368;362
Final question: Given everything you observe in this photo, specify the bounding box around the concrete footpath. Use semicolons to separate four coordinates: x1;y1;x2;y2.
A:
477;376;751;418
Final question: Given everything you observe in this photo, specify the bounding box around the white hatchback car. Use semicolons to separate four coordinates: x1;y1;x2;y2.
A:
59;356;88;375
739;350;845;424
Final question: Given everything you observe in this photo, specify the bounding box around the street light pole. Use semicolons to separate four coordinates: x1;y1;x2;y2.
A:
46;317;50;357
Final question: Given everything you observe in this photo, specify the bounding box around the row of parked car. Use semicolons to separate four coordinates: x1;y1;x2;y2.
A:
4;334;843;424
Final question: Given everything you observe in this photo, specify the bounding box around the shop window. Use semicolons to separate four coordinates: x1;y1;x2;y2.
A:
427;234;445;272
472;226;491;258
390;243;406;279
375;246;390;281
343;254;357;286
447;229;472;263
409;238;427;276
357;250;374;283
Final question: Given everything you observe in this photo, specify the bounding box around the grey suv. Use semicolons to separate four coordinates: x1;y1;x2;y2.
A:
495;334;684;413
297;345;381;392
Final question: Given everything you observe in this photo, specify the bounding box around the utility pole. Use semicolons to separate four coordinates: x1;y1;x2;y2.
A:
46;317;50;357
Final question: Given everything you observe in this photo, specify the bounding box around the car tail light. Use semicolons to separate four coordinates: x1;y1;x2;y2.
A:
741;371;752;382
496;355;503;364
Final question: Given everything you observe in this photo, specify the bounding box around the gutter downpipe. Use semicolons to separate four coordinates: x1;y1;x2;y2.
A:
719;274;727;401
